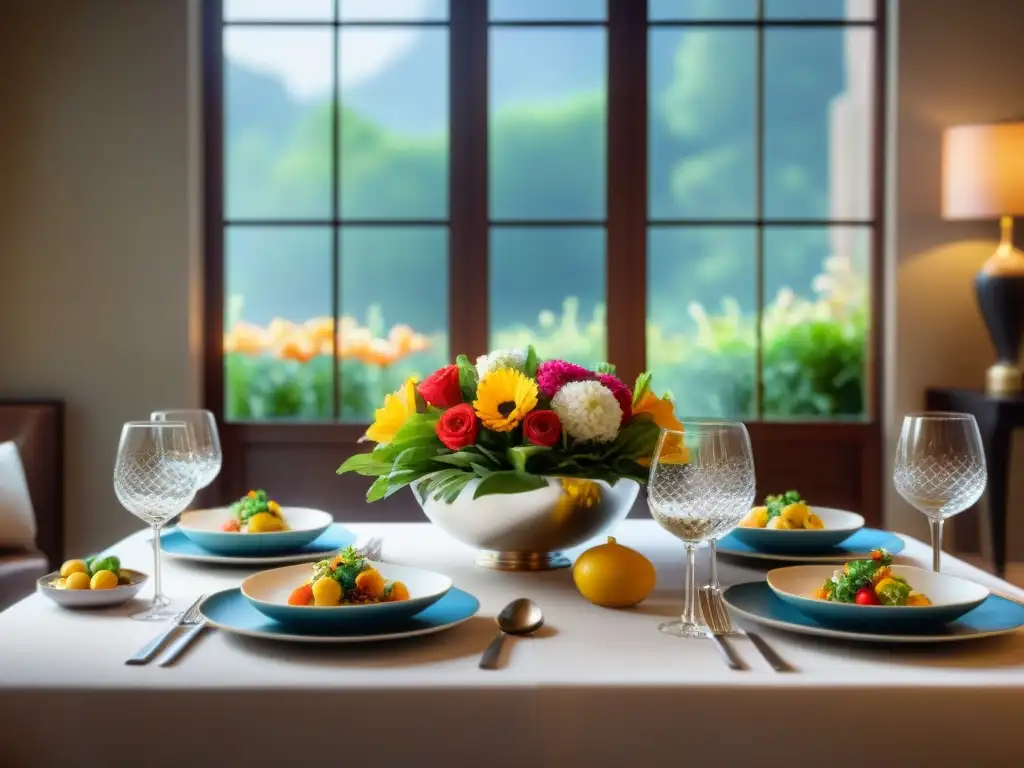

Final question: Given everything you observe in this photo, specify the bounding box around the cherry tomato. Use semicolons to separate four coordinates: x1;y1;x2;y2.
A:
220;519;240;532
871;549;882;561
855;587;880;605
288;584;313;606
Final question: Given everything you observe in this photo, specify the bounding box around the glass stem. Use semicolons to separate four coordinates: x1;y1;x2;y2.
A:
929;517;943;573
152;523;163;605
709;539;719;590
682;543;698;626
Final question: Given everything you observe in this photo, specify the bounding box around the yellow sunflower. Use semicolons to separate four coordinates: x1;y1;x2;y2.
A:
364;377;418;444
473;368;538;432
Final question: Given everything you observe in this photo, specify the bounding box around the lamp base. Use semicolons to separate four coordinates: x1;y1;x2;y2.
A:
986;363;1023;397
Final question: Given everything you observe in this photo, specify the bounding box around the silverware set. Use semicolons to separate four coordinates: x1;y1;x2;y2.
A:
699;586;793;672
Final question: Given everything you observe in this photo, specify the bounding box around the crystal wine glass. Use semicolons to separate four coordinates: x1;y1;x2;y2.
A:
150;409;222;492
113;421;198;620
647;422;756;638
894;412;987;572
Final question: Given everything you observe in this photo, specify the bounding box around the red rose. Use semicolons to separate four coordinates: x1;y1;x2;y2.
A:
418;365;462;408
523;410;562;447
436;403;478;450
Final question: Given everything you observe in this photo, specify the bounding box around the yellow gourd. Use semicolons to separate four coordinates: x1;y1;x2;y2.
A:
64;572;91;590
248;512;286;533
90;570;119;590
739;507;769;529
60;560;88;578
311;576;342;606
572;536;656;609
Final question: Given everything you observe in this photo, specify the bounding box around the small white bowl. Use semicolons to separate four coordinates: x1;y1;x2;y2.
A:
177;506;333;555
767;564;990;630
37;569;148;609
241;561;453;630
730;507;865;553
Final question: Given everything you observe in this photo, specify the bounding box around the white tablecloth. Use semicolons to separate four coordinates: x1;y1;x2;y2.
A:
2;521;1023;767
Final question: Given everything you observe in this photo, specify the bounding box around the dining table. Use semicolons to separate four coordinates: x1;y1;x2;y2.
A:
1;519;1023;767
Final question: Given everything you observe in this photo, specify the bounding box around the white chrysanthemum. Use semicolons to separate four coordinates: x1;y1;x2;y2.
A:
475;348;526;379
551;380;622;443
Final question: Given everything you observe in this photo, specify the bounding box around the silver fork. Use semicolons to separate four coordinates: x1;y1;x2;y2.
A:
356;536;384;561
698;587;746;670
703;587;794;672
156;597;208;667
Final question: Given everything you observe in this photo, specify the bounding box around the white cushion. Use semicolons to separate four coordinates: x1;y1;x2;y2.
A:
0;441;37;550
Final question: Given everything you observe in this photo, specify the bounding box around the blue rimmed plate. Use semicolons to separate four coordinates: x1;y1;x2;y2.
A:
200;587;480;643
177;507;333;556
160;523;356;566
722;581;1024;643
717;528;905;563
730;507;864;553
242;561;452;630
767;564;990;630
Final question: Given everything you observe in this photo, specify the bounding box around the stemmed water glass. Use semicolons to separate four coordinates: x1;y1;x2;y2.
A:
113;421;199;621
647;422;756;638
150;409;222;494
894;412;987;572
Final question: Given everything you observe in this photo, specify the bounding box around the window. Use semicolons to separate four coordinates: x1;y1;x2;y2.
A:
205;1;886;515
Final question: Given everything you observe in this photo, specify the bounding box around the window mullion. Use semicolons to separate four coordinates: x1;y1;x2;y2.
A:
607;0;648;388
449;0;489;361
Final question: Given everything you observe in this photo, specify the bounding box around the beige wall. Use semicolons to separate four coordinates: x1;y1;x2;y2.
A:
888;0;1024;559
0;0;201;555
1;0;1022;560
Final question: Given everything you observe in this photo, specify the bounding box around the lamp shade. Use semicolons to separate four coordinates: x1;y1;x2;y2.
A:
942;122;1024;219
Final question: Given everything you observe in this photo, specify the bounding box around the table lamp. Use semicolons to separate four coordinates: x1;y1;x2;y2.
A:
942;122;1024;396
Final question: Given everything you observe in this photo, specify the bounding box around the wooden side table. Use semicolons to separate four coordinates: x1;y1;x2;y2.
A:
925;388;1024;577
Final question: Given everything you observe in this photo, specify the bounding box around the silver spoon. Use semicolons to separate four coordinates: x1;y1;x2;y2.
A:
479;598;544;670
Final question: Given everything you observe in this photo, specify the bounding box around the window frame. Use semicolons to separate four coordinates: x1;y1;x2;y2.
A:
202;0;888;517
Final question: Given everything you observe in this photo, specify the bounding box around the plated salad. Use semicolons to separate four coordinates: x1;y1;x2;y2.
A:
739;490;824;530
288;545;410;607
221;489;289;533
815;549;931;606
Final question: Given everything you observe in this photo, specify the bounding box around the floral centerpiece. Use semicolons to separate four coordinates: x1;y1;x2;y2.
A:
338;347;685;570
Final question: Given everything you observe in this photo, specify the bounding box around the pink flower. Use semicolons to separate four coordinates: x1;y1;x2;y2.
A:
536;360;595;399
598;374;632;424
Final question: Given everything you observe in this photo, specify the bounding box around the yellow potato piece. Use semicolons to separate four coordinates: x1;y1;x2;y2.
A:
874;577;899;595
766;516;793;530
311;576;342;606
60;560;88;578
805;513;824;529
780;503;810;528
355;568;386;599
90;570;119;590
739;507;769;529
247;512;286;533
64;572;91;590
906;592;931;607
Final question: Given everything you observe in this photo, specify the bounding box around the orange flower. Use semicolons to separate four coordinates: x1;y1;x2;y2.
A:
632;392;683;432
223;322;270;355
276;334;319;364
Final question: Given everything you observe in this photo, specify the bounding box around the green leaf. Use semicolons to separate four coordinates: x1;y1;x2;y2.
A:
507;445;551;473
366;476;391;502
611;420;662;460
469;462;495;477
372;435;441;462
337;452;393;476
473;444;503;466
456;354;479;402
595;362;616;375
524;345;540;378
632;372;653;406
393;445;442;468
472;471;548;499
391;411;440;445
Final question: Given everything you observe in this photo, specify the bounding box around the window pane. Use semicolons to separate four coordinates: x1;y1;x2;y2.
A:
340;28;449;219
490;0;606;21
490;29;607;221
490;227;606;367
647;227;756;419
763;226;869;420
650;29;756;220
339;227;449;422
764;28;874;220
225;0;334;21
339;0;448;21
648;0;757;20
224;28;333;220
224;227;334;422
765;0;875;20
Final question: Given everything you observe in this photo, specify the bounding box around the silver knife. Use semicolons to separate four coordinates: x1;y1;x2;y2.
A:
125;595;205;666
158;622;207;667
746;630;794;672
